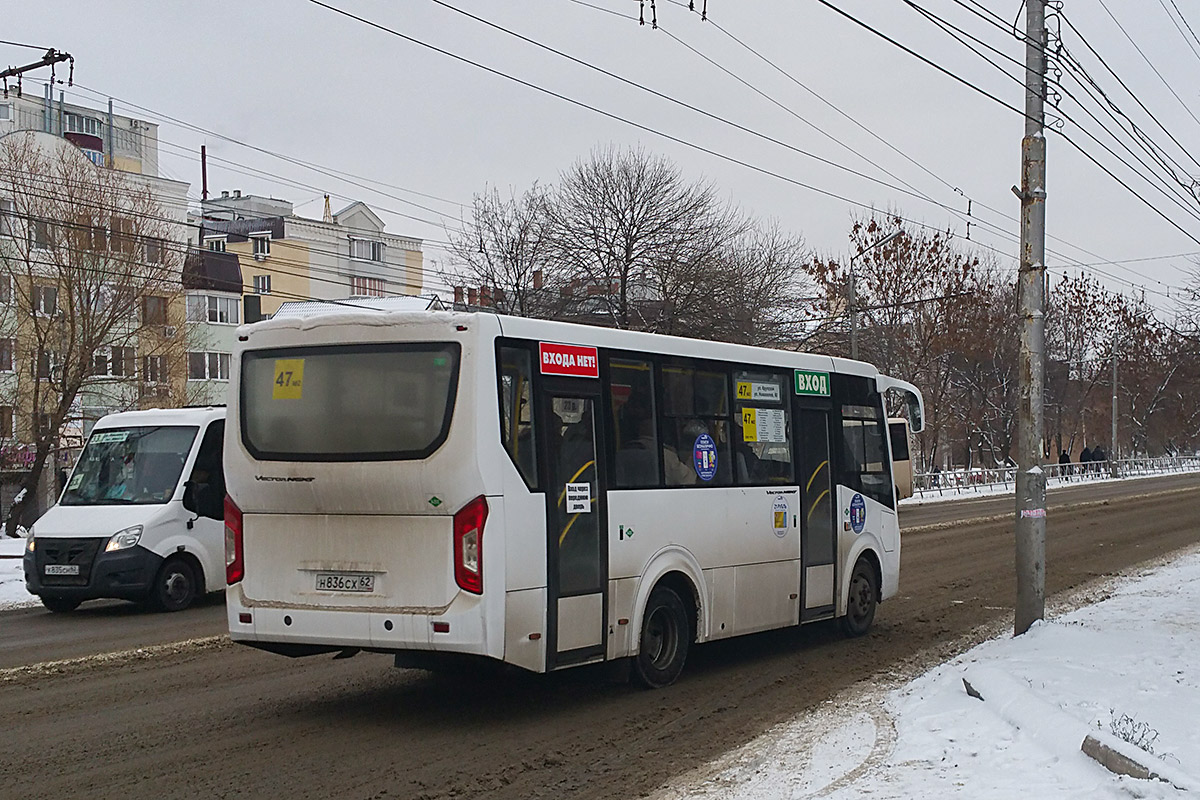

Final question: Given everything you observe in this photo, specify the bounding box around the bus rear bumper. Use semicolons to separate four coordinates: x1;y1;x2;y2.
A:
226;585;493;659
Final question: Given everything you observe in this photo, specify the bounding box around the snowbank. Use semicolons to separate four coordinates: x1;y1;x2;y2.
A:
655;546;1200;799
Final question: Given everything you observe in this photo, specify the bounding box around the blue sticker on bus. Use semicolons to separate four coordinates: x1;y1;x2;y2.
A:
849;493;866;534
693;433;718;481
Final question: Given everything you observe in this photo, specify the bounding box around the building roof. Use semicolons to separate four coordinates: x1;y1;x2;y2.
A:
183;249;243;293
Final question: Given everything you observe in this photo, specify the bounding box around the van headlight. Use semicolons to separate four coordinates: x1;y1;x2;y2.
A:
105;525;144;552
26;532;34;553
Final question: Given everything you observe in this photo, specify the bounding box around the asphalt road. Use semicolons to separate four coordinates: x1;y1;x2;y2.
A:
2;472;1198;800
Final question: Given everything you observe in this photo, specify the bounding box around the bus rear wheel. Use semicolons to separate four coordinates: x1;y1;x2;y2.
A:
632;586;689;689
841;557;878;637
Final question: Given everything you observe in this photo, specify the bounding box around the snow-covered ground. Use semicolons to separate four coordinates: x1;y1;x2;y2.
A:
0;533;30;609
6;473;1199;797
655;546;1200;799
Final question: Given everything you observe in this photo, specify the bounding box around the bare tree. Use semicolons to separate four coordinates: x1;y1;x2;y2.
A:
546;145;741;332
441;184;560;316
0;131;187;534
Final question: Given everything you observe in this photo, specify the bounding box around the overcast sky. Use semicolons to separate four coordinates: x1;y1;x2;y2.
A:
8;1;1200;312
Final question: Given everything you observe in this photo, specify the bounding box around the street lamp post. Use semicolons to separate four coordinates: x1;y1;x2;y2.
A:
848;230;901;360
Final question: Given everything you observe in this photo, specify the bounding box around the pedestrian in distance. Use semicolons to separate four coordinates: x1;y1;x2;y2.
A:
1058;449;1070;479
1091;446;1106;475
1079;445;1092;477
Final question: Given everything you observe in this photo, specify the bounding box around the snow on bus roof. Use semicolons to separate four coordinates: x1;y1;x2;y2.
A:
269;295;446;319
244;308;881;380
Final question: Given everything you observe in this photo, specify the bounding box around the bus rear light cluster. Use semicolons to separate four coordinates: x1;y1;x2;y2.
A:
453;495;488;594
225;495;245;585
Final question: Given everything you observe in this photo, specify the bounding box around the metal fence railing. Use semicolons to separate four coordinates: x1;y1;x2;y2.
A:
913;456;1200;498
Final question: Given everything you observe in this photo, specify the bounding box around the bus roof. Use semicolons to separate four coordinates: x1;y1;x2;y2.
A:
240;310;883;380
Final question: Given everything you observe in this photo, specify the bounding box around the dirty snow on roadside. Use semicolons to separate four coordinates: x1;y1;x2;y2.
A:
0;533;31;609
654;545;1200;799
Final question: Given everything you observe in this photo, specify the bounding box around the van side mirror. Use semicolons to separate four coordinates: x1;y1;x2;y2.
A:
183;477;225;521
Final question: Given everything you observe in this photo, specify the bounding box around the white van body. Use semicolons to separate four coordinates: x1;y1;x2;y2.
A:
24;406;226;612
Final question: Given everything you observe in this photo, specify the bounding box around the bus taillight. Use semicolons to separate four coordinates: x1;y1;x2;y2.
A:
453;495;488;595
225;495;244;585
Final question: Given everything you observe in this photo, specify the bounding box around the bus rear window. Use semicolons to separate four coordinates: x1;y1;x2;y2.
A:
241;343;460;461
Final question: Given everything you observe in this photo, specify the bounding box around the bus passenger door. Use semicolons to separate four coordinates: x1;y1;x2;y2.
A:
797;407;837;620
541;384;607;668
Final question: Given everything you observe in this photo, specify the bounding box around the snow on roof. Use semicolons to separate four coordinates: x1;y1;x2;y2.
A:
269;295;446;318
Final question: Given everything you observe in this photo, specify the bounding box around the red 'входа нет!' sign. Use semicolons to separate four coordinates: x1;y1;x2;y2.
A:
539;342;599;378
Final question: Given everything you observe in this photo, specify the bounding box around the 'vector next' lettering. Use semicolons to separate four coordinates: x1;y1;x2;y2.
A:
539;342;600;378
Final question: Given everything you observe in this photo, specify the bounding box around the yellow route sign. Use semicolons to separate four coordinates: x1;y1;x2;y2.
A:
273;359;304;399
742;408;757;442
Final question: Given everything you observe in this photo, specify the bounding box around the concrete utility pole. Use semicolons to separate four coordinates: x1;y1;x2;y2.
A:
1015;0;1048;637
1111;331;1119;477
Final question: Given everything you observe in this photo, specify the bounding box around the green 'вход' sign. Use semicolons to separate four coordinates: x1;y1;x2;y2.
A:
794;369;830;396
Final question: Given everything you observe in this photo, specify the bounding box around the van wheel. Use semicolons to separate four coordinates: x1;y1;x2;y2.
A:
632;586;689;689
841;557;878;637
41;595;81;613
150;557;197;612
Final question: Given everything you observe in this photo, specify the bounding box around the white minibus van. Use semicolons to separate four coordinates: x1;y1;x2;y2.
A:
23;406;227;613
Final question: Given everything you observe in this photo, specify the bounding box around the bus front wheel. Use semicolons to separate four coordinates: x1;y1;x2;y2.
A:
841;557;878;637
632;586;689;689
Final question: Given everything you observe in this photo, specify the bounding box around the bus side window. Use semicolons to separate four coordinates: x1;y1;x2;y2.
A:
732;371;793;484
840;403;894;508
661;361;731;487
608;358;661;488
498;346;538;488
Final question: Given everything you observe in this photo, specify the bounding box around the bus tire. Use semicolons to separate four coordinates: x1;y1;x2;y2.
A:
149;557;198;613
632;586;689;689
841;557;878;637
41;595;81;613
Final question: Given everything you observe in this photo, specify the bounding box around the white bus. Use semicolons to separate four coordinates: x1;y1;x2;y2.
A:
219;312;923;687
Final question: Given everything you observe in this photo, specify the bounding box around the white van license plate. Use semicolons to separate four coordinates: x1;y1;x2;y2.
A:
315;573;374;592
45;564;80;576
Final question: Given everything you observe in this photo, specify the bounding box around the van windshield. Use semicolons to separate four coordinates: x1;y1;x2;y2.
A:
61;426;199;506
241;343;460;461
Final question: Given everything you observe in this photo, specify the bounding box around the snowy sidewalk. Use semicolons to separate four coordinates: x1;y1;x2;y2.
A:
655;546;1200;799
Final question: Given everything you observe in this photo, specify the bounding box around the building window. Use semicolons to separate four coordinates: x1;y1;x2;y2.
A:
210;295;239;324
143;355;168;384
93;346;135;377
33;286;57;316
142;295;168;325
0;339;13;372
36;351;58;380
0;104;10;121
0;406;13;438
144;237;165;264
29;218;52;251
65;113;103;136
0;275;11;304
110;216;135;254
253;274;271;295
188;351;230;381
350;238;385;262
252;234;271;256
204;236;227;253
0;198;13;237
189;294;239;324
349;276;385;297
186;295;206;322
